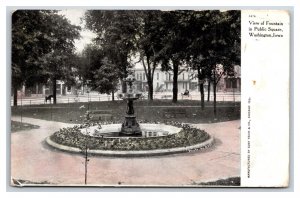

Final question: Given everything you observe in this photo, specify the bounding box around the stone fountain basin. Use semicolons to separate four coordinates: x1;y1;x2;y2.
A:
118;93;142;100
46;123;214;157
80;123;182;138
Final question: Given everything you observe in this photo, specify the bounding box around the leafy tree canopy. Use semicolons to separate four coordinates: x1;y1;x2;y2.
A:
85;10;141;79
12;10;81;88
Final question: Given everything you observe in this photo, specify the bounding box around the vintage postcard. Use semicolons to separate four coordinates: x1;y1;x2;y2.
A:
9;9;289;187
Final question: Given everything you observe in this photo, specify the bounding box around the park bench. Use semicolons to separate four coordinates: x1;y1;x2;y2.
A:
88;110;113;121
163;108;187;119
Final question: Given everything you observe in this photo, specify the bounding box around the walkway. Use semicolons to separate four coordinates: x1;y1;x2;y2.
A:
10;116;240;186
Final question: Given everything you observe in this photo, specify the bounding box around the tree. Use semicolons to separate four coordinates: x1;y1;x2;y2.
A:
12;10;54;106
12;10;80;105
184;11;214;109
37;13;81;104
156;11;192;103
77;44;104;94
135;10;164;100
85;10;140;93
185;10;240;113
92;57;120;101
78;44;119;101
201;10;241;116
187;55;206;109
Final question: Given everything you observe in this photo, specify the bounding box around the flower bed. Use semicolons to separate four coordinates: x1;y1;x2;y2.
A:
49;121;210;151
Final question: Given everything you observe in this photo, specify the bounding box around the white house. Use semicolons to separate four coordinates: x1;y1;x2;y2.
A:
132;64;241;94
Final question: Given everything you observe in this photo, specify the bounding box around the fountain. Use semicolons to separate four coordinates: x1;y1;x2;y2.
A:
118;67;142;136
46;66;214;157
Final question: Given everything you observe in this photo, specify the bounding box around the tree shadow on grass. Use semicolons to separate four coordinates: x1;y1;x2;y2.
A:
192;176;241;186
11;121;40;132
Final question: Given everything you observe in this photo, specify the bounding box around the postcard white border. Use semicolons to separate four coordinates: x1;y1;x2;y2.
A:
2;0;298;195
241;10;290;187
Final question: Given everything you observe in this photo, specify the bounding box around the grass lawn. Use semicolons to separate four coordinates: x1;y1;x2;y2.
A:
11;100;240;124
196;177;240;186
11;120;40;132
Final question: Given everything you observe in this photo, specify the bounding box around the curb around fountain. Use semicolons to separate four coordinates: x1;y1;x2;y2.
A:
45;136;214;157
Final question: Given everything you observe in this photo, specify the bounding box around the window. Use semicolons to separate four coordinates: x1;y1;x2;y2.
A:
226;78;237;88
226;79;231;88
183;73;185;80
143;73;146;81
157;73;159;80
232;79;237;88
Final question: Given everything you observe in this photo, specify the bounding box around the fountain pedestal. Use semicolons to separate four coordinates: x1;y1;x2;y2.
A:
120;99;142;136
119;68;142;136
120;115;141;136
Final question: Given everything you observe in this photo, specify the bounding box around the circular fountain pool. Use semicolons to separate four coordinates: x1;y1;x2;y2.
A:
46;122;214;157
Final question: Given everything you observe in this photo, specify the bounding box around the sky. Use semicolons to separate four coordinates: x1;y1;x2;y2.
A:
59;9;145;69
59;9;97;53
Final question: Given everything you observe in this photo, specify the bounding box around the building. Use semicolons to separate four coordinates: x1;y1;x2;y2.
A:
134;67;197;93
15;79;89;98
15;64;240;98
133;64;241;93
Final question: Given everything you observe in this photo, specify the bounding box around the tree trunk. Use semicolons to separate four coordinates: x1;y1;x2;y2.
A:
172;61;178;103
13;86;18;106
207;79;211;102
143;56;154;101
197;67;204;110
148;80;153;100
52;78;57;104
213;81;217;117
121;80;127;93
112;91;115;101
200;83;204;110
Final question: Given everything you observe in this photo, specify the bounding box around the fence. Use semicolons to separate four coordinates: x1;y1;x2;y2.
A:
153;92;241;102
11;94;119;106
11;92;240;106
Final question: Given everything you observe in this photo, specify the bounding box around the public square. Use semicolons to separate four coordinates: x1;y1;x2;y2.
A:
11;10;241;187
